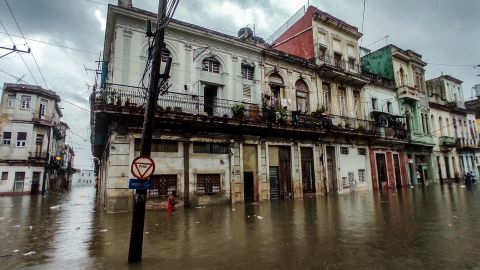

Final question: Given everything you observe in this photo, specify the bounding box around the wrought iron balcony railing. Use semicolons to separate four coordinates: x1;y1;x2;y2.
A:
28;152;48;160
92;84;381;135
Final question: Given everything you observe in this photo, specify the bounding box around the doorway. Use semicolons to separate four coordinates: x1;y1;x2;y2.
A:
301;147;315;194
326;146;337;192
244;172;254;202
31;172;41;195
204;85;217;116
393;154;402;188
279;147;292;198
444;156;451;179
269;167;280;199
376;153;388;190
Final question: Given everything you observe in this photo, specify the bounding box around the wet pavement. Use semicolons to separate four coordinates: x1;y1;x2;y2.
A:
1;184;480;269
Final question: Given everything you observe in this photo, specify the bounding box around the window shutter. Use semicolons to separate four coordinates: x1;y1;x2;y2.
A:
243;85;251;102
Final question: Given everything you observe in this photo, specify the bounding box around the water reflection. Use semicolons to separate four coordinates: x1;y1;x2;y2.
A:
1;185;480;269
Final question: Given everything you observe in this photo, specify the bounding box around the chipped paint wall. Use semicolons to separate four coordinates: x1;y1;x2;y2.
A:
361;46;394;80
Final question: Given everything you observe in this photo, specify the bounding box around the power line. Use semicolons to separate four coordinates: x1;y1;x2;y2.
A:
5;0;48;88
0;19;39;85
84;0;108;5
0;31;99;55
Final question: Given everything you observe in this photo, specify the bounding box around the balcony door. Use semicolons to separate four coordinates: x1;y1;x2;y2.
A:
204;85;217;116
35;134;44;157
39;99;47;119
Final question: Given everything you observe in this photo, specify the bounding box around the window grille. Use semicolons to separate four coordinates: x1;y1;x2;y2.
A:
196;174;221;194
148;174;177;198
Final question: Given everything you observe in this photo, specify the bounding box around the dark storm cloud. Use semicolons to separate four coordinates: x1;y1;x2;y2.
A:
1;0;479;168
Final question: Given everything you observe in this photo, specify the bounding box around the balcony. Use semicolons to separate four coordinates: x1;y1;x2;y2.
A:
316;54;368;86
28;152;48;162
90;84;377;149
456;138;480;150
362;70;395;87
32;113;54;126
398;85;423;101
439;136;456;147
408;131;434;146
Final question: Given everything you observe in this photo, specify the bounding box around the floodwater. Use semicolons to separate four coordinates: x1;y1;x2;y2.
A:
1;185;480;269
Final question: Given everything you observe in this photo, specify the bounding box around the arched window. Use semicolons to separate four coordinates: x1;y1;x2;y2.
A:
439;116;443;136
268;73;284;108
202;57;220;73
295;79;309;113
399;68;405;86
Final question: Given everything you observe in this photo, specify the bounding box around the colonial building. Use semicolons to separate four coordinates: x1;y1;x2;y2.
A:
362;45;434;186
0;83;73;195
92;3;404;213
269;6;411;192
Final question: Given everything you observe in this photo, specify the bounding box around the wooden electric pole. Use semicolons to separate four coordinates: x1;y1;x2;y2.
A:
128;0;169;263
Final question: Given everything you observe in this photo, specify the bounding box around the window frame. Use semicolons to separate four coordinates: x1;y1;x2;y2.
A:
196;173;221;195
20;95;31;110
241;64;254;80
340;147;349;154
358;148;366;155
16;132;27;148
202;57;220;73
3;132;11;145
371;98;378;111
8;94;16;107
1;172;7;181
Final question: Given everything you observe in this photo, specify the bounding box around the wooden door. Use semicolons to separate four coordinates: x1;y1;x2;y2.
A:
326;146;337;192
301;147;315;194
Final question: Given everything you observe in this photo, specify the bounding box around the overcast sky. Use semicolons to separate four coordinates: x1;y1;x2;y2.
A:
1;0;479;169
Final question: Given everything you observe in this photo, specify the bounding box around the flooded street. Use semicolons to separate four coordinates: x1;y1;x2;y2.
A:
1;185;480;269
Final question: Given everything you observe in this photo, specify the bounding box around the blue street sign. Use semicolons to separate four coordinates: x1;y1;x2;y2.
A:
129;178;153;190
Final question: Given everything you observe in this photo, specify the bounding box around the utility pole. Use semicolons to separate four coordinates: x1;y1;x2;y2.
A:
128;0;169;263
0;45;30;58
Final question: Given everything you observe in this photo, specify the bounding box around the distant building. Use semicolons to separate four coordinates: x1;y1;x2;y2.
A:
0;83;73;195
73;169;95;187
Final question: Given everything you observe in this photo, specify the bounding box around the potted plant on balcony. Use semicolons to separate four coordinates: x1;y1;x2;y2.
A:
276;107;289;124
231;104;247;120
344;119;351;129
312;106;327;116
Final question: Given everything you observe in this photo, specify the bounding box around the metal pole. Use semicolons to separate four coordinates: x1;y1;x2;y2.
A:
128;0;168;263
41;126;51;195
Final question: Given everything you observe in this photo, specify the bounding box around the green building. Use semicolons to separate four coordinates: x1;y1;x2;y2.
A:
362;45;435;185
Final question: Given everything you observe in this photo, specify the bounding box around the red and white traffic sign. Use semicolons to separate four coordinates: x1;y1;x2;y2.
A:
131;156;155;180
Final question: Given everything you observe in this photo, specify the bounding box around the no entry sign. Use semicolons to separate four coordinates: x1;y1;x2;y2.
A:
131;156;155;180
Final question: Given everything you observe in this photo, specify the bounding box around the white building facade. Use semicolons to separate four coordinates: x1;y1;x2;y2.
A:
0;84;70;195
